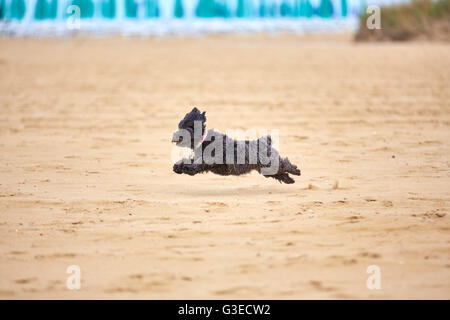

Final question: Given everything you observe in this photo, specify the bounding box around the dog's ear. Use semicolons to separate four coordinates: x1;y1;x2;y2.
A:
201;111;206;120
191;107;200;114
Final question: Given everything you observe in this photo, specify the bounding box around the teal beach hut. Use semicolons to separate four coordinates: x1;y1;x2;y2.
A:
10;0;26;20
70;0;94;18
102;0;116;18
174;0;184;18
146;0;159;18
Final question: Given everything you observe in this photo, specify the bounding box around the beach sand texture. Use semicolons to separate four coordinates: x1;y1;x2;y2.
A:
0;35;449;299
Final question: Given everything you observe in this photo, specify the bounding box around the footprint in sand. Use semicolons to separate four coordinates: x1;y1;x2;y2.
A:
265;200;281;205
34;253;77;260
347;215;364;223
9;251;27;255
359;252;381;259
309;280;336;292
383;200;394;207
205;202;228;207
106;274;172;294
15;278;37;284
412;210;446;219
213;286;262;295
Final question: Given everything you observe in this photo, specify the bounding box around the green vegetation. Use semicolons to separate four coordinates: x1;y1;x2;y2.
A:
355;0;450;41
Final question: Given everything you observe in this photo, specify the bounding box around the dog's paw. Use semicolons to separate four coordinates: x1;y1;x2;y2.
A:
173;162;183;174
182;165;197;176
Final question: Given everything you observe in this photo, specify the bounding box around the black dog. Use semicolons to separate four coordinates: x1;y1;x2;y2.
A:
172;108;301;184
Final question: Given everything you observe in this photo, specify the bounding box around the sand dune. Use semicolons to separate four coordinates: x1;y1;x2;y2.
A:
0;35;449;299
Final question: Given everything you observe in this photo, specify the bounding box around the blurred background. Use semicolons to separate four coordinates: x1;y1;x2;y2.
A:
0;0;429;37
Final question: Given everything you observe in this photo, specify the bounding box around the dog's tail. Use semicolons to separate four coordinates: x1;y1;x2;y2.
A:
283;157;301;176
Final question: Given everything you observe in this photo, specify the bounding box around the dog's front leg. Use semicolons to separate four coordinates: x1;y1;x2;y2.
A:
173;158;192;174
174;159;212;176
181;163;204;176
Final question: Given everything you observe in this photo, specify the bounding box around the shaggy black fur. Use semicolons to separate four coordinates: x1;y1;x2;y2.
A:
172;108;301;184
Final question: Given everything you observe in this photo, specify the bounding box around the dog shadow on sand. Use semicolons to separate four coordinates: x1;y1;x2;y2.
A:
164;180;301;197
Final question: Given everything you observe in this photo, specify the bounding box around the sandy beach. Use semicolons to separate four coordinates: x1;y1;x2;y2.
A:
0;35;449;299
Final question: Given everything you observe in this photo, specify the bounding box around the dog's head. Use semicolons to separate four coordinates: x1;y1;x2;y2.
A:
172;107;206;149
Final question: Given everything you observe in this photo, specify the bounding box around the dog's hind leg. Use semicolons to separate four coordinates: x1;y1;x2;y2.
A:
265;172;295;184
181;163;214;176
257;157;300;184
281;157;301;176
